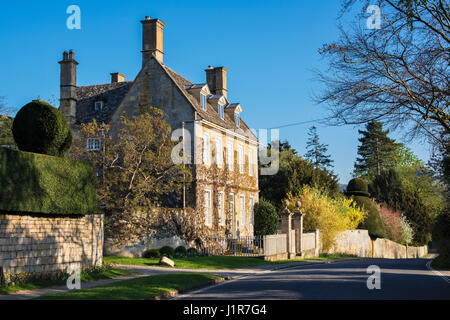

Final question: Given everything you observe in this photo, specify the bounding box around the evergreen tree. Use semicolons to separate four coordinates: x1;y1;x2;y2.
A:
354;121;400;179
304;126;333;169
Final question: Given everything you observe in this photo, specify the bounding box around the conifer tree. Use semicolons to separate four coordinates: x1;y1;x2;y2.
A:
354;121;400;179
304;126;333;169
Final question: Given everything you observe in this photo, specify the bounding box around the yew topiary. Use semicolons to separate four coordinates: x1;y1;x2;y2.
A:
12;100;72;157
347;178;386;239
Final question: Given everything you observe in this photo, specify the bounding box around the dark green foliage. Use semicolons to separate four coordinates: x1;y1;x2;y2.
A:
254;200;279;236
304;126;334;169
0;116;14;147
0;147;98;215
142;249;160;259
12;100;72;157
352;196;386;239
369;168;436;245
354;121;400;179
259;144;339;208
159;246;175;257
187;248;199;257
346;178;370;197
175;246;187;256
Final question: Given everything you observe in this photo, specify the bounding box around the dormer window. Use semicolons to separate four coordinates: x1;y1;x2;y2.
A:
235;113;240;128
94;101;103;112
200;93;207;111
218;104;224;120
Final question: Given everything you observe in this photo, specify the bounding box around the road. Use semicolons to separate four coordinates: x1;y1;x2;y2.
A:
176;258;450;300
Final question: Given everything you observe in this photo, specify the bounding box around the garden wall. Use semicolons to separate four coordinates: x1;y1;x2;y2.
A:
327;230;428;258
0;213;103;276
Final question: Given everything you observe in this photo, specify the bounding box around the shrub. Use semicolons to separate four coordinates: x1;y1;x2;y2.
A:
175;246;187;256
254;199;279;236
159;246;175;257
433;210;450;261
377;203;414;245
0;147;98;215
142;249;160;258
187;248;198;257
352;196;386;239
12;100;72;157
288;186;366;252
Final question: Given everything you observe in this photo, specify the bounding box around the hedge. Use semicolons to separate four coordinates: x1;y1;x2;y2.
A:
0;147;99;215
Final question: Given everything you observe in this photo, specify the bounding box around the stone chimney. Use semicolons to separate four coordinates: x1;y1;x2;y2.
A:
205;66;228;98
59;50;78;125
141;16;165;66
111;72;126;83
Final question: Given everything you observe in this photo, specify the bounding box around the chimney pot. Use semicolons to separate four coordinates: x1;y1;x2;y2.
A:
111;72;126;83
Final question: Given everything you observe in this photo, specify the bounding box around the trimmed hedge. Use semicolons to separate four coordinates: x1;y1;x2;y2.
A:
12;100;72;157
0;147;99;215
187;248;198;257
159;246;175;257
175;246;187;256
143;249;160;258
346;178;370;197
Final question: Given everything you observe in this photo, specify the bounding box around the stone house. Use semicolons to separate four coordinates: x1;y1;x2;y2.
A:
59;17;259;237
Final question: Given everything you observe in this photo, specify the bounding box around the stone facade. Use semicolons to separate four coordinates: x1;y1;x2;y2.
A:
0;213;103;276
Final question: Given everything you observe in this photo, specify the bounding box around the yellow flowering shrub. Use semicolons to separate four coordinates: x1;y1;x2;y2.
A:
286;186;366;252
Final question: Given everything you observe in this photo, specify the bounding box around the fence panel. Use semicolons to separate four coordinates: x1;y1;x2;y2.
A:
200;236;264;257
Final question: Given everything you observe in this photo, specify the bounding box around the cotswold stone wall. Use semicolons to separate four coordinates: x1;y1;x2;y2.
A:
327;230;428;259
0;213;103;275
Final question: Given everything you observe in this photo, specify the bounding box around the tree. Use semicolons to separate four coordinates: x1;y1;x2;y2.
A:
259;142;339;208
317;0;449;146
253;200;279;236
0;97;14;147
354;121;401;179
369;168;439;245
69;108;193;245
304;126;334;169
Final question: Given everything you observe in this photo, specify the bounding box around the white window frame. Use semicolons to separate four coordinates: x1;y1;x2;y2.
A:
238;145;244;174
215;136;223;168
203;132;210;166
200;93;207;111
240;195;246;228
204;190;213;227
249;196;255;226
235;113;240;127
218;104;224;120
229;193;235;230
87;138;101;151
248;148;254;176
218;191;225;226
94;101;103;112
227;141;234;171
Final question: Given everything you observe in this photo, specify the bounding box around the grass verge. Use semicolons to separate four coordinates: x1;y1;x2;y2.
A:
36;273;222;300
431;255;450;270
105;253;358;270
0;268;135;295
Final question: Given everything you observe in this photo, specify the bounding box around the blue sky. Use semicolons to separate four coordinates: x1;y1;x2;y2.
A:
0;0;432;184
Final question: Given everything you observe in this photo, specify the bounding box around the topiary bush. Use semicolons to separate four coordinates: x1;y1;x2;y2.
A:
12;100;72;157
346;178;370;197
175;246;187;257
347;178;386;239
254;199;279;236
142;249;160;258
159;246;175;257
187;248;198;257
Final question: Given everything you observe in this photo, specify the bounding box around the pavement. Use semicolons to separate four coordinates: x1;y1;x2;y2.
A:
175;257;450;300
0;259;333;300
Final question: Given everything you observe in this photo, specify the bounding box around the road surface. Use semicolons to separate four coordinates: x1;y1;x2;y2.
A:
176;258;450;300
